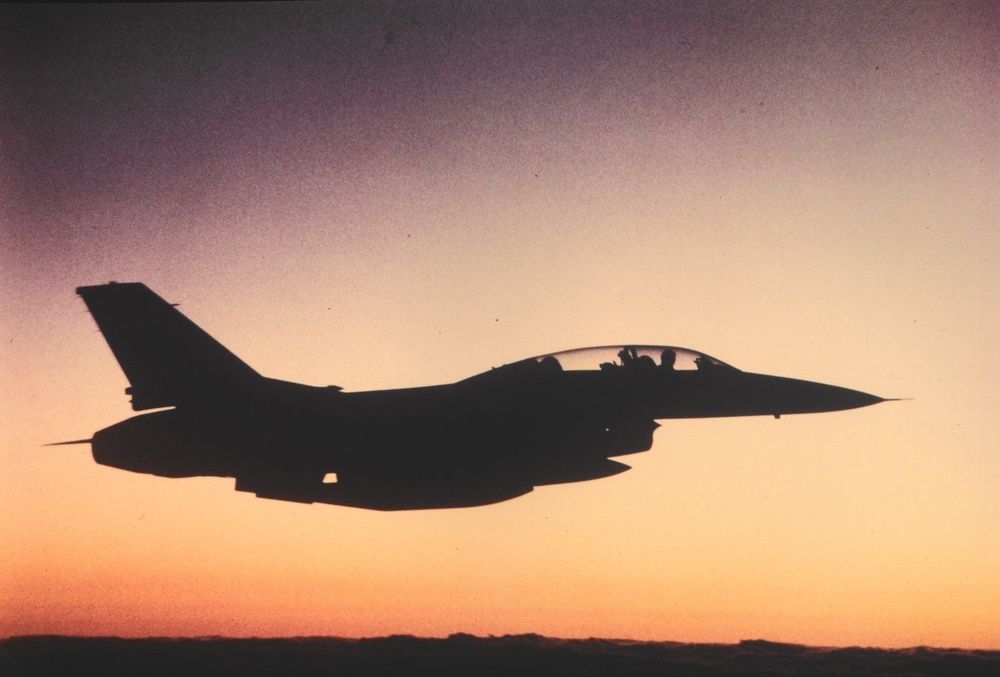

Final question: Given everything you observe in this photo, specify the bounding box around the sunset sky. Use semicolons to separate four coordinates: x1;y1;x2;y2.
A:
2;2;998;648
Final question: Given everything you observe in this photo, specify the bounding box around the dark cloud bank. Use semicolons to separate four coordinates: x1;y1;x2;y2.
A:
3;634;999;676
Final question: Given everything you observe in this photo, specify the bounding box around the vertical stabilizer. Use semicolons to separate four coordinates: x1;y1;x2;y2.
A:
77;283;260;410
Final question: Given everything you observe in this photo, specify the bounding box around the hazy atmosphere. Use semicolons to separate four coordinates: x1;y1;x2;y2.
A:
2;2;998;648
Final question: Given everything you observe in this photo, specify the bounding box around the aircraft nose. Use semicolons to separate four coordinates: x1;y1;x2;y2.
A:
771;376;884;415
820;384;884;410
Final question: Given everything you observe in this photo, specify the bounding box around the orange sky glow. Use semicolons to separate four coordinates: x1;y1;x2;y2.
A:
2;2;998;648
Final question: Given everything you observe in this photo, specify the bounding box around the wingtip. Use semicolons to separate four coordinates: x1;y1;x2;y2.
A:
44;438;93;447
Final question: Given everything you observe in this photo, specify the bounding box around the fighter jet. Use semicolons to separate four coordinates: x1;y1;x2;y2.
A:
60;282;886;510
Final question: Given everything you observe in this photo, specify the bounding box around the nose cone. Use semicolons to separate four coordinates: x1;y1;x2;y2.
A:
760;375;884;416
650;371;886;419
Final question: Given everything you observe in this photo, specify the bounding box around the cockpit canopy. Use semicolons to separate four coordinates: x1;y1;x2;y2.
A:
464;345;738;385
537;345;736;372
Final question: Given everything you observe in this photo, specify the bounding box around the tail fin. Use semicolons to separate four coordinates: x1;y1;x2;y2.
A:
77;282;260;410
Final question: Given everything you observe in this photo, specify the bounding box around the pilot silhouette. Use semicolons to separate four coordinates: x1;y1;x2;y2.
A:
618;346;639;366
660;349;676;370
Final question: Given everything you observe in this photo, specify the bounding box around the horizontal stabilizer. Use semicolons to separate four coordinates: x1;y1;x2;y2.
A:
77;282;260;410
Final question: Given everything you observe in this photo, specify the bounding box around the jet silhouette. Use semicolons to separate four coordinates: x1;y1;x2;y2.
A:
61;283;886;510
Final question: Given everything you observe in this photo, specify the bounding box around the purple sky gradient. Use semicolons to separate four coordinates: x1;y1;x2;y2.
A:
2;2;998;646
